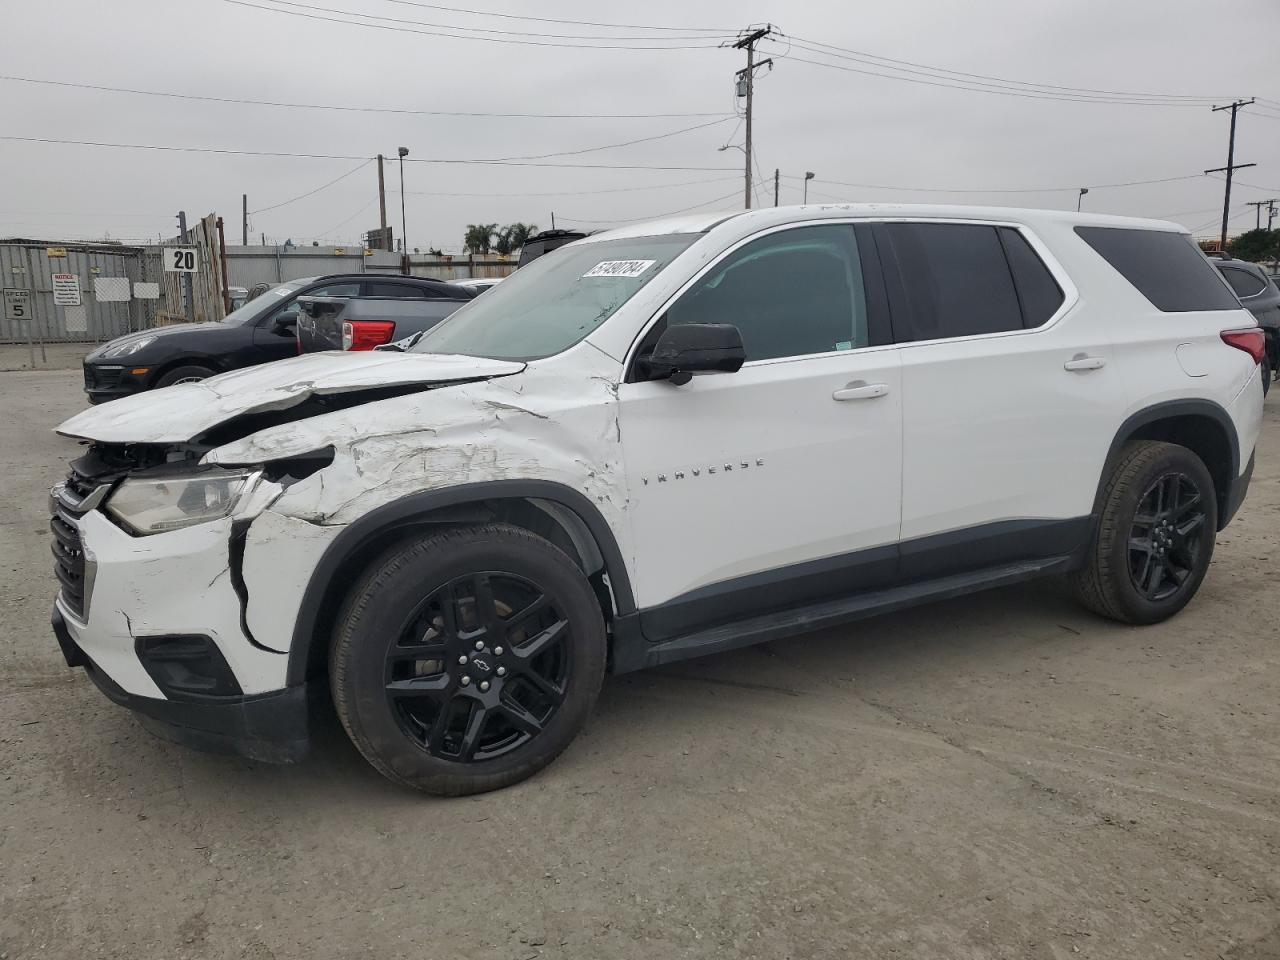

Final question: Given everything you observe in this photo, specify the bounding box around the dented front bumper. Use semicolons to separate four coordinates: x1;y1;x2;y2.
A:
49;489;335;763
51;605;312;763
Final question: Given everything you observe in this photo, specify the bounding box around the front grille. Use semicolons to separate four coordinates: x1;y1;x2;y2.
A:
83;365;123;391
50;509;86;618
51;466;106;621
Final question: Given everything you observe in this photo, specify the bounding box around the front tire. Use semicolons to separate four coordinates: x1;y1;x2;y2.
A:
1071;440;1217;625
330;524;606;796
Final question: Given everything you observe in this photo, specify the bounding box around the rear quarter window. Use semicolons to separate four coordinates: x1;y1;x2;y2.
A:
1074;226;1240;312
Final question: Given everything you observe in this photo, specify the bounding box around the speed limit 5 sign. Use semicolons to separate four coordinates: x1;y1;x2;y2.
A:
3;288;32;321
164;247;198;273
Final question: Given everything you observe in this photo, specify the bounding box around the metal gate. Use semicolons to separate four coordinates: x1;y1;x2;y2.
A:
0;241;156;344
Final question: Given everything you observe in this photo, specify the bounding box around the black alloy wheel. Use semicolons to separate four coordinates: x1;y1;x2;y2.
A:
385;573;571;762
330;524;606;796
1126;472;1207;602
1071;440;1217;625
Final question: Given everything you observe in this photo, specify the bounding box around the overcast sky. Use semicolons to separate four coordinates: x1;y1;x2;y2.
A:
2;0;1278;251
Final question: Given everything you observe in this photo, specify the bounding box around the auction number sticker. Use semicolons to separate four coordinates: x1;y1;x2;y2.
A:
582;259;655;279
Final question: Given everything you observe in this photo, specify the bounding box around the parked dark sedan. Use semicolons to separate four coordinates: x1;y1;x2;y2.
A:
1213;256;1279;394
80;274;463;403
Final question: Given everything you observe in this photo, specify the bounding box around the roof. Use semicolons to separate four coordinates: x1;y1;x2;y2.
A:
584;203;1187;244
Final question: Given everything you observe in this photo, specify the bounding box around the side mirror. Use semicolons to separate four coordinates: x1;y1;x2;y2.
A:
271;314;297;335
644;323;745;385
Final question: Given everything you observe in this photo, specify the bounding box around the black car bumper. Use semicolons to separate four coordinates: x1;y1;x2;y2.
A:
82;362;150;403
51;606;311;763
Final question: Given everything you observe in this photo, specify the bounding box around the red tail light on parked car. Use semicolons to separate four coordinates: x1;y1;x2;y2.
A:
342;320;397;351
1221;328;1266;364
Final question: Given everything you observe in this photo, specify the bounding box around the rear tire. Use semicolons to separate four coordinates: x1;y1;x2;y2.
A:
330;523;606;796
154;364;215;388
1071;440;1216;625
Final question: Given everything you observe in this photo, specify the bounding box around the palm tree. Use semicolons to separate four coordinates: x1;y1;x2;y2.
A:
463;223;498;254
493;223;539;256
508;222;537;250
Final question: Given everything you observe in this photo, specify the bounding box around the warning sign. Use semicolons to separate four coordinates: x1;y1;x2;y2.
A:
52;274;81;306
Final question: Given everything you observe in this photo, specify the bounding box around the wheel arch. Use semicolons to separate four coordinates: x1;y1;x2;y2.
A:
147;355;225;387
1098;400;1239;530
284;480;635;686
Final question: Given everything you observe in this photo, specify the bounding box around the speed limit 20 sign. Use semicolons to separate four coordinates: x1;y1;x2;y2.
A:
2;288;32;321
164;247;198;273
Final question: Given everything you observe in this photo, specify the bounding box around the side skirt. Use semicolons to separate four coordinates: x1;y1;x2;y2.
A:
610;554;1076;674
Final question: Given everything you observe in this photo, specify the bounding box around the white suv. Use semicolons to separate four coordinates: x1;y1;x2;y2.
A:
50;205;1265;795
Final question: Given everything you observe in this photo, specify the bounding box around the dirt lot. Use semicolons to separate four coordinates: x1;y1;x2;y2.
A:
1;370;1277;960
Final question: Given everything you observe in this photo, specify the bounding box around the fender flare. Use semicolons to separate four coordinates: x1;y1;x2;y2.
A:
1094;398;1239;519
284;480;635;685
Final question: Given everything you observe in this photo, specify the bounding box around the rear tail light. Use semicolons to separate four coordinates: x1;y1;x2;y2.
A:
342;320;397;351
1221;328;1265;364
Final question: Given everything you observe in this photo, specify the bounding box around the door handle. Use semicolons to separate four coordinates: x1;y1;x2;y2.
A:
1064;355;1106;372
832;381;890;401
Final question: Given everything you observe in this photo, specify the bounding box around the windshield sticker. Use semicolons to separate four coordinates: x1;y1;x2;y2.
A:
582;259;656;279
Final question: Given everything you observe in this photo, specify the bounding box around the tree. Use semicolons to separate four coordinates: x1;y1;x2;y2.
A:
1227;228;1280;263
463;223;498;254
493;223;539;256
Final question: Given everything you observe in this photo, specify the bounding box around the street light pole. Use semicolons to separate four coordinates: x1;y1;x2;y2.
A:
397;146;409;275
804;171;815;204
1077;188;1089;212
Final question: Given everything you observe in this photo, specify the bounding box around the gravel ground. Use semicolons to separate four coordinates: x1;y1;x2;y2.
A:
1;370;1277;960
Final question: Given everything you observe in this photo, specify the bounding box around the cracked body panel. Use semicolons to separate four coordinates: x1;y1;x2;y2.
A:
55;512;289;697
210;351;628;537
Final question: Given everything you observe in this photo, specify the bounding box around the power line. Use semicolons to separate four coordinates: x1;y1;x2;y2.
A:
770;50;1238;106
781;172;1204;195
779;34;1233;104
0;135;738;170
392;175;741;198
557;185;755;225
311;198;378;239
487;117;732;161
0;74;731;119
370;0;733;32
222;0;728;48
250;0;728;40
250;158;372;213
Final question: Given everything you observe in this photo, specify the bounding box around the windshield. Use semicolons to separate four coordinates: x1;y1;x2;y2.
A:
220;277;316;325
412;235;696;360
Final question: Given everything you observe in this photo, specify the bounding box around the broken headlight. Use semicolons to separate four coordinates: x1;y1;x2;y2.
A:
105;468;260;535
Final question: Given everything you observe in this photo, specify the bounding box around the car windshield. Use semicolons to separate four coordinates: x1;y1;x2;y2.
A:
220;278;316;325
411;235;697;360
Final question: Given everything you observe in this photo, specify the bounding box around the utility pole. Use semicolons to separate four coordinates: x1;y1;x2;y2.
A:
241;194;248;246
397;146;410;275
1246;199;1275;231
175;211;194;322
1205;99;1256;251
376;154;389;250
733;25;775;210
773;168;780;206
1268;200;1278;232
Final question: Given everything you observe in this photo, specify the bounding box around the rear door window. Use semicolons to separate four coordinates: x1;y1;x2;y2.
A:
879;223;1023;341
1074;227;1240;312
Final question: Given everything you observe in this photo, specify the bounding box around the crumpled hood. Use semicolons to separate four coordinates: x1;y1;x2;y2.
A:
57;351;525;444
